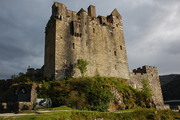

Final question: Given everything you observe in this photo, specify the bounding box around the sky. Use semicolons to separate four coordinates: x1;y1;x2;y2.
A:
0;0;180;79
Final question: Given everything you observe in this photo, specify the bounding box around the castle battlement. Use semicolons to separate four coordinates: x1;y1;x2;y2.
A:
50;2;122;28
132;65;157;74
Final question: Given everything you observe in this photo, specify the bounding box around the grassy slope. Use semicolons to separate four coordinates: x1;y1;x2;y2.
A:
0;108;178;120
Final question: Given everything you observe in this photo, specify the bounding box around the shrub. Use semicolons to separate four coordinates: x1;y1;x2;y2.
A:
76;59;88;77
38;76;155;111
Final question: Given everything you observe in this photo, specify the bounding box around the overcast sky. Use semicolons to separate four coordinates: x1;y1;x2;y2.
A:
0;0;180;79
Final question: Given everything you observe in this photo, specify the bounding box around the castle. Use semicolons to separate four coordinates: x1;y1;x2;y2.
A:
0;2;166;112
44;2;129;80
44;2;164;107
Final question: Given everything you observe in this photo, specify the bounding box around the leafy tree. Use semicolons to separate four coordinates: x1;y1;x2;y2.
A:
76;59;88;77
142;79;152;99
135;79;153;107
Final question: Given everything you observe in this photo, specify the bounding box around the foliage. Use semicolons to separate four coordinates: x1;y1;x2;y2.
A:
38;76;154;111
10;72;53;85
142;79;152;99
10;71;153;111
135;79;153;108
76;59;88;77
39;76;115;111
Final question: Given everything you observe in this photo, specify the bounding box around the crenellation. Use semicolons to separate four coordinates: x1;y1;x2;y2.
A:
132;65;157;74
52;2;67;19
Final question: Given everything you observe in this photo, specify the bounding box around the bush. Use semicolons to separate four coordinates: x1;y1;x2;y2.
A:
39;76;115;111
76;59;88;77
38;76;154;111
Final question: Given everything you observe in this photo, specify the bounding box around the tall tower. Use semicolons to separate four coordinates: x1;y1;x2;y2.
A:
44;2;130;80
88;5;96;18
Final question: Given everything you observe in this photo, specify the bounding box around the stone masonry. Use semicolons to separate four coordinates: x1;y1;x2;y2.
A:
128;66;164;106
43;2;164;107
44;2;129;80
0;83;38;112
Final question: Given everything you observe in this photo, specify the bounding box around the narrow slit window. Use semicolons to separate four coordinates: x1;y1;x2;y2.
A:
120;45;122;50
93;28;95;33
72;43;75;49
59;16;62;20
114;51;117;56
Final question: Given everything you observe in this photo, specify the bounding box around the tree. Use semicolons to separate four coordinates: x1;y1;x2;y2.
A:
76;59;88;77
142;79;152;99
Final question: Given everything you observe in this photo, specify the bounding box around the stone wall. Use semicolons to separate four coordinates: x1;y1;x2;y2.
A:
44;2;130;80
128;65;164;106
0;102;33;113
0;83;38;113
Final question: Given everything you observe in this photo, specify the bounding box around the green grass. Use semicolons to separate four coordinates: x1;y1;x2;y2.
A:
50;105;74;110
0;109;178;120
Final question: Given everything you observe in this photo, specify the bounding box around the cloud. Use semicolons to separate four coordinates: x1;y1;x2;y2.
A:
124;0;180;74
0;0;180;79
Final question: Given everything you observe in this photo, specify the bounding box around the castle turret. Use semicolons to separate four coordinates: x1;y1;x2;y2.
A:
111;9;122;19
129;66;164;107
77;8;88;16
52;2;67;20
107;9;122;25
88;5;96;18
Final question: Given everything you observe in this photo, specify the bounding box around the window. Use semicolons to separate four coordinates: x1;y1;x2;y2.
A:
114;51;117;56
93;28;95;33
59;16;62;20
72;43;75;49
120;45;122;50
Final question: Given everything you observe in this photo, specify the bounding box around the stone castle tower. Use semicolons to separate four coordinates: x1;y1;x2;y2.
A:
43;2;164;107
44;2;129;80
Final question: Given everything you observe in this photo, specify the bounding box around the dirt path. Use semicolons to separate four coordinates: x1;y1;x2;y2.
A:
0;113;37;117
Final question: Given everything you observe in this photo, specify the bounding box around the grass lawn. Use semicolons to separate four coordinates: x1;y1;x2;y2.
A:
0;107;179;120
